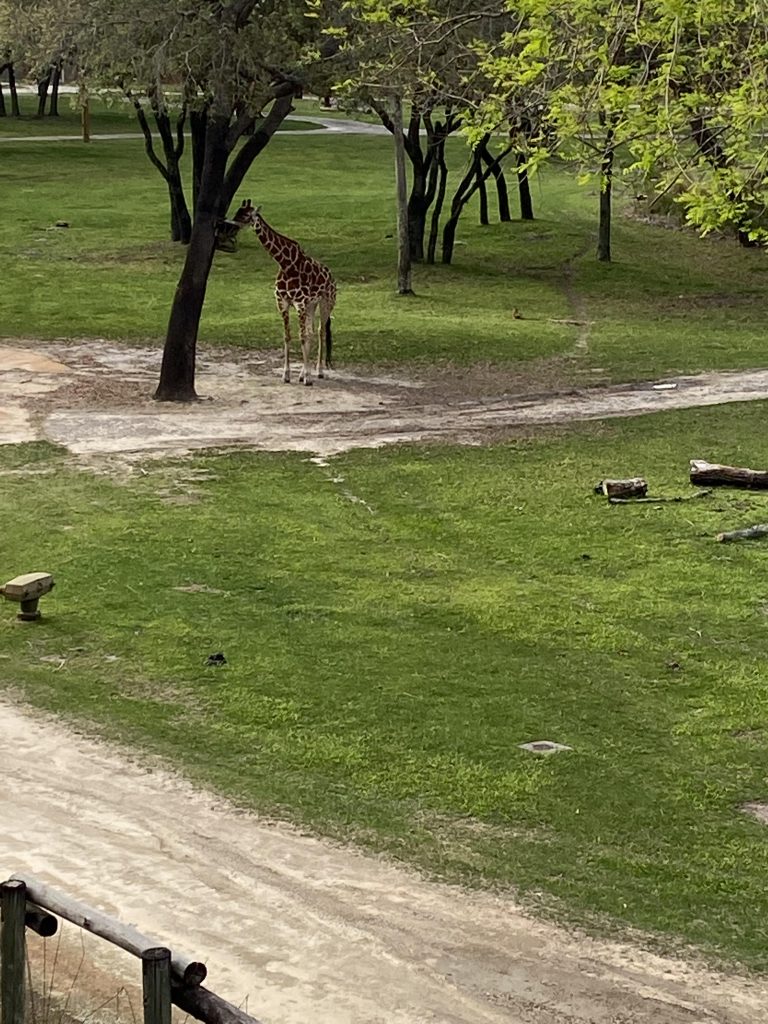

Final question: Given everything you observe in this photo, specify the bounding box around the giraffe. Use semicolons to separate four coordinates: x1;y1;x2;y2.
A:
232;200;336;386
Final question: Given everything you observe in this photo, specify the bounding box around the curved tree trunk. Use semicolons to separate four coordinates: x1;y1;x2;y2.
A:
517;153;534;220
479;140;511;222
155;117;229;402
427;138;448;265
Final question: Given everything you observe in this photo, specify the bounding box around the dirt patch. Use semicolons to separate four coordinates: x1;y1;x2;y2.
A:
3;698;768;1024
3;339;768;461
742;802;768;824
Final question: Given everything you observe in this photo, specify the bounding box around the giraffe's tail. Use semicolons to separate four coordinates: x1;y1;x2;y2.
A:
325;317;333;369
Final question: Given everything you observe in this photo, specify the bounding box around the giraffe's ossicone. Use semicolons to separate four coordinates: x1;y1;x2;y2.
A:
232;200;337;386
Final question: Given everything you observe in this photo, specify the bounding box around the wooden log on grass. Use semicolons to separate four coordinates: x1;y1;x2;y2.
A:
716;524;768;543
690;460;768;489
595;477;648;498
9;874;206;986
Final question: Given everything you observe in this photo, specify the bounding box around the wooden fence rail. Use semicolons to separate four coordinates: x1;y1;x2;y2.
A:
1;874;264;1024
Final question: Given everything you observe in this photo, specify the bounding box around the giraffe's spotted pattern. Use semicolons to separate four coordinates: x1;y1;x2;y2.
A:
233;200;337;386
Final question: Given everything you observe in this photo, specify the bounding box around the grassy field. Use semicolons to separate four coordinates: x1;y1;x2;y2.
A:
2;131;768;381
3;402;768;967
4;115;768;968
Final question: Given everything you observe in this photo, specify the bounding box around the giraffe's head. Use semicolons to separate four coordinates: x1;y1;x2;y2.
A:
232;199;264;232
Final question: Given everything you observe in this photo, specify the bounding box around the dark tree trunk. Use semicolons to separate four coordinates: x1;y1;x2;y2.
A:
407;167;428;261
0;78;5;117
129;92;192;244
442;137;511;264
155;117;229;402
479;140;511;222
190;109;209;214
517;153;534;220
8;64;19;117
427;137;448;265
477;158;489;225
48;63;61;116
36;70;51;117
597;131;614;263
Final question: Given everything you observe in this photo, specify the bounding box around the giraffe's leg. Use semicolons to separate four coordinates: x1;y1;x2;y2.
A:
298;306;312;386
315;305;325;379
277;298;291;383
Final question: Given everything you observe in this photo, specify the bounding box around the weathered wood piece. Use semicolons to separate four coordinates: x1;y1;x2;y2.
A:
9;875;206;987
1;880;26;1024
716;524;768;543
690;460;768;489
25;902;58;937
595;478;648;498
171;981;264;1024
0;572;55;621
609;489;712;505
143;947;172;1024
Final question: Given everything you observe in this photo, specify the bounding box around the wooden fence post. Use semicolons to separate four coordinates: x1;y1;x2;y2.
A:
142;947;172;1024
1;879;27;1024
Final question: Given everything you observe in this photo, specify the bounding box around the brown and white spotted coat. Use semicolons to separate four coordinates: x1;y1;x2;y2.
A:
233;200;337;386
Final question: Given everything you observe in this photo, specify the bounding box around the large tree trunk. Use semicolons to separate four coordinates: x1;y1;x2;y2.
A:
48;63;61;116
597;124;615;262
155;117;229;401
517;153;534;220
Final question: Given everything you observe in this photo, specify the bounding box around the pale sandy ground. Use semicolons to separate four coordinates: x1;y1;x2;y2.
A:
3;701;768;1024
2;340;768;458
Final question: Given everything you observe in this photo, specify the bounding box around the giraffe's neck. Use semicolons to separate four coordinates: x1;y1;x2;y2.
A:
254;219;304;268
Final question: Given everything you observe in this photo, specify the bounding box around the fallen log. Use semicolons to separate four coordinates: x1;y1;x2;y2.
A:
595;477;648;498
609;489;712;505
9;874;206;986
690;460;768;489
172;982;264;1024
716;524;768;543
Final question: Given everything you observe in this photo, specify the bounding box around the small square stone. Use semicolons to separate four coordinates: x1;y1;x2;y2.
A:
518;740;573;754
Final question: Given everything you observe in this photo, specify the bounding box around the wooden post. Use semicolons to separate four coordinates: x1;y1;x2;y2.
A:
143;947;172;1024
24;904;57;938
391;94;413;295
1;880;26;1024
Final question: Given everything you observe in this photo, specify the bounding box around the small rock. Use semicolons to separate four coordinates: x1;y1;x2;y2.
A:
206;652;227;666
54;221;70;228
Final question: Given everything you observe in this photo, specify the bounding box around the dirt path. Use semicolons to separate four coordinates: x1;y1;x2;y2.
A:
2;340;768;458
3;700;767;1024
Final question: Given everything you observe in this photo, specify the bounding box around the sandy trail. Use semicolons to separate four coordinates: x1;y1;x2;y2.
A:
1;700;766;1024
2;341;768;458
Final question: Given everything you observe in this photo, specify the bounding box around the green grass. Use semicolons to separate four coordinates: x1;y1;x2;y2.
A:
2;131;768;381
0;92;321;136
4;401;768;967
